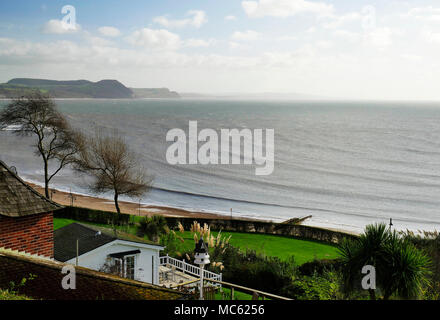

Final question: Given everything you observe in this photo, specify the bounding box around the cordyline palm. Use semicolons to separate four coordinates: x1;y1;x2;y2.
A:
339;223;390;300
381;234;431;300
338;223;431;300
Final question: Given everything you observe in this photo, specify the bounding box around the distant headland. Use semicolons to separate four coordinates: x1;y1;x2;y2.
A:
0;78;180;99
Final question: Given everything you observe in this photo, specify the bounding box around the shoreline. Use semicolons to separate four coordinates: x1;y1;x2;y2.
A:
27;182;260;222
26;182;360;235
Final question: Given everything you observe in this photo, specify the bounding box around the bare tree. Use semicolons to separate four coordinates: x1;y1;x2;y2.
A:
0;92;84;198
75;128;153;214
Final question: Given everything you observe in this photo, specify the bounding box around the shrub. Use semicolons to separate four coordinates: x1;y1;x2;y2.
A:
137;215;169;242
284;271;339;300
298;258;343;276
206;244;296;297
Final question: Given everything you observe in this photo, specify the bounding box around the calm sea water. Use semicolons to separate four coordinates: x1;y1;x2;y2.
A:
2;99;440;233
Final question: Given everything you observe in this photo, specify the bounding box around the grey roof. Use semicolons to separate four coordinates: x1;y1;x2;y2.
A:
0;160;62;217
54;223;116;262
54;223;163;262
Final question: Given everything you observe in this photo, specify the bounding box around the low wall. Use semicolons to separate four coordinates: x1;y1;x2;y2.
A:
55;206;357;245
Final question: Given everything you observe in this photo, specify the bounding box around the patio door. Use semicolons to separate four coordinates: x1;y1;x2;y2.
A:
124;255;135;280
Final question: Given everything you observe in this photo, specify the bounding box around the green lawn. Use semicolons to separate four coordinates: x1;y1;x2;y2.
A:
53;218;138;235
53;218;78;230
53;218;340;265
173;231;339;265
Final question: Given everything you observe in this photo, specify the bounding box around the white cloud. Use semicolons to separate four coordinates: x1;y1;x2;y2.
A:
42;19;81;34
85;35;115;47
242;0;333;18
184;38;216;48
98;26;121;37
401;6;440;22
421;28;440;44
126;28;181;50
321;12;362;29
225;15;237;21
276;35;298;41
315;40;333;49
231;30;261;41
364;28;403;47
1;36;440;99
154;10;207;29
333;30;361;43
401;54;422;62
228;41;249;50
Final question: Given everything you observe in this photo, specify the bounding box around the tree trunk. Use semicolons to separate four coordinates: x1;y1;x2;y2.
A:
44;158;50;198
368;289;376;300
114;192;121;214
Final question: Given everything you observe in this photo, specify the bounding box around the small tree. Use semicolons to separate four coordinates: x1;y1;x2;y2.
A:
0;92;83;198
75;128;153;216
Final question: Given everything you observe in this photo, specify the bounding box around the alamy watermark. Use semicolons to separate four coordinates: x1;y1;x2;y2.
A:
166;121;275;175
61;264;76;290
361;265;376;290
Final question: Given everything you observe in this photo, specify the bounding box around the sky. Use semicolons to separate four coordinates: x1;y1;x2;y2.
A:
1;0;440;99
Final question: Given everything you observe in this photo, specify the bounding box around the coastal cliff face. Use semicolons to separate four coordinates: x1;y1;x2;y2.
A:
0;78;180;99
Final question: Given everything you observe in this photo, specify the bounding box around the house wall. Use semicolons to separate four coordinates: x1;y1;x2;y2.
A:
65;241;161;285
0;212;53;258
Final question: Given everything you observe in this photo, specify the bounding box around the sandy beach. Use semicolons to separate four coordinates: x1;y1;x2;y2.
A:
27;182;256;221
27;182;362;235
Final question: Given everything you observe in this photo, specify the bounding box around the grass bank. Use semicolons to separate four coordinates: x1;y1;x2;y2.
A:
172;230;339;265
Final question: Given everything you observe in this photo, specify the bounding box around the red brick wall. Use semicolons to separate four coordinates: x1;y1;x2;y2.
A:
0;212;53;258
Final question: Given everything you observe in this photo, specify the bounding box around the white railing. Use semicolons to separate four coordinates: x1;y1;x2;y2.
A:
160;254;222;287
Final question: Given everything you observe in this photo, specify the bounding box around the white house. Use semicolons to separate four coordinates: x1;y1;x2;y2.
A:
54;223;164;285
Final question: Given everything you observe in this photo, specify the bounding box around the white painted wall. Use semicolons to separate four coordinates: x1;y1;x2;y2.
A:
65;240;162;285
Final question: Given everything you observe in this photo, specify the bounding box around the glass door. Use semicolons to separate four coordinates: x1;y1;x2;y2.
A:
124;255;135;280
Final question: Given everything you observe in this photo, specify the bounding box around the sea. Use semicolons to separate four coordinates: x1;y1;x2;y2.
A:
2;98;440;234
